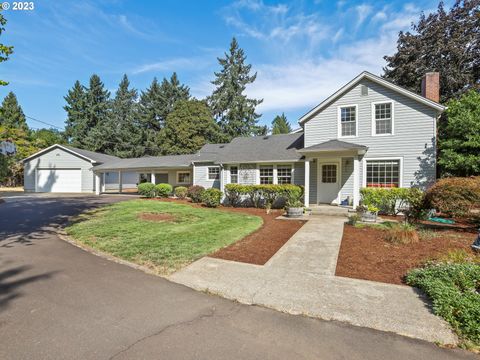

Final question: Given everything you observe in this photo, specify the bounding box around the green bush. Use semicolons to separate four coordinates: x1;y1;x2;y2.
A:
425;176;480;217
224;184;303;208
174;186;188;199
224;184;248;207
137;182;156;198
406;262;480;346
202;188;222;208
360;187;426;217
155;183;172;198
187;185;205;203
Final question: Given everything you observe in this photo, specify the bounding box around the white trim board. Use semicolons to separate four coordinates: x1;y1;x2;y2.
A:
337;104;358;139
22;144;98;164
371;101;395;136
361;157;404;188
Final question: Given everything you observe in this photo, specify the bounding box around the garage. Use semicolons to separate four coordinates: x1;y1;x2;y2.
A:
36;169;82;193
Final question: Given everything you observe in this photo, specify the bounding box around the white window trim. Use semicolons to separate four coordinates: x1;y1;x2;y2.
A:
229;164;239;184
337;104;358;139
362;157;403;188
176;171;191;185
276;164;294;184
256;163;294;185
371;101;394;136
207;166;220;181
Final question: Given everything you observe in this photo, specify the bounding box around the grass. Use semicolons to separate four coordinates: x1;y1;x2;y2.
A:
66;200;263;274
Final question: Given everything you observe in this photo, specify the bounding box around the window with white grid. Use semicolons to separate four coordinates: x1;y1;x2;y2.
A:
340;106;356;137
177;172;191;184
277;165;292;184
208;167;219;180
230;166;238;184
374;103;392;135
259;166;273;184
322;165;337;183
366;160;400;188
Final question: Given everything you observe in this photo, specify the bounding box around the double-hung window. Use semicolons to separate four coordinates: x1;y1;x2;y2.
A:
259;165;274;184
373;102;393;135
339;106;357;137
208;167;220;180
365;159;400;188
230;166;238;184
277;165;292;184
177;172;191;184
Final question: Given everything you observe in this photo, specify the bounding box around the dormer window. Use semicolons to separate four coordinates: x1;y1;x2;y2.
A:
338;105;357;138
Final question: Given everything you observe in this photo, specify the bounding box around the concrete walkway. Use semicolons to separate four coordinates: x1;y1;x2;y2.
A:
170;215;457;345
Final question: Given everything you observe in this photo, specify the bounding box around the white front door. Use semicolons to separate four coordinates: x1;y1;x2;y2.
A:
318;162;340;204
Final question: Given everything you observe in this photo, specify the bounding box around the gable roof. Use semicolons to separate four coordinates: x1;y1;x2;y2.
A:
22;144;119;164
298;71;446;125
93;154;196;171
299;139;368;153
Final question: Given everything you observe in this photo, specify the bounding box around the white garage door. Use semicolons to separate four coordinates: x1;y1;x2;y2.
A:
36;169;82;193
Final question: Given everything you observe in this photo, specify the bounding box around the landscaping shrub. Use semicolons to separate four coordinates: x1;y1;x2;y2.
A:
425;176;480;218
174;186;188;199
406;262;480;346
137;182;156;198
202;188;222;208
360;187;426;217
383;222;419;244
224;184;303;209
187;185;205;203
224;184;248;207
155;183;172;198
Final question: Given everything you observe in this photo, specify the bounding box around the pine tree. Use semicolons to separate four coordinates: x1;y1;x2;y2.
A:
105;74;143;158
158;72;190;122
0;13;14;86
64;80;87;144
0;92;27;129
383;0;480;102
271;113;292;134
82;74;111;152
208;37;263;141
160;99;221;155
138;78;163;155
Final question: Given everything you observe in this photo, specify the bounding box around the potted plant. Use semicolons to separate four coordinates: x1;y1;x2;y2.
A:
285;186;304;218
356;204;379;223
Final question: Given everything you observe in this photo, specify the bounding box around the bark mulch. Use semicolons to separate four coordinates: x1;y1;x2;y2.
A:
152;198;306;265
336;223;478;285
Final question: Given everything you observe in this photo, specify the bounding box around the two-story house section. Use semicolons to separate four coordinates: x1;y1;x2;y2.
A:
297;71;445;207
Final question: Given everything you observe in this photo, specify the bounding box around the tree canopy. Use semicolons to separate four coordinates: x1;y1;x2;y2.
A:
0;92;27;129
0;13;13;86
383;0;480;103
271;113;292;134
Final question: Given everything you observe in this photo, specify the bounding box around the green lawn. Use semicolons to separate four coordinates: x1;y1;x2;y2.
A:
66;200;263;274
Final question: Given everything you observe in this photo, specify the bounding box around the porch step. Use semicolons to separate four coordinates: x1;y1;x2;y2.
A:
308;205;351;217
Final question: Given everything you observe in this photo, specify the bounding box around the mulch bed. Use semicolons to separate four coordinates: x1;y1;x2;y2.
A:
336;223;477;285
150;198;306;265
138;212;176;222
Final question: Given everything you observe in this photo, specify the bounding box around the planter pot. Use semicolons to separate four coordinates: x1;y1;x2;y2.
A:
286;207;304;218
360;211;377;223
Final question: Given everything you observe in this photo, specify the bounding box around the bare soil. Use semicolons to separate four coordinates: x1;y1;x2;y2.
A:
336;223;478;285
138;212;176;222
151;198;306;265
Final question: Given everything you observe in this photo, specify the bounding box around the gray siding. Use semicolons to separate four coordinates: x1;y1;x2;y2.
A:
24;148;94;192
194;163;220;189
238;164;256;185
304;78;437;189
341;157;354;203
293;162;304;186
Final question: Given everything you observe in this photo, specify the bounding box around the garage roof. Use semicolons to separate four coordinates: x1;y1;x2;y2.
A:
22;144;119;164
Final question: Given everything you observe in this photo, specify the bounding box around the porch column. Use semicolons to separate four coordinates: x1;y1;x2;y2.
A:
151;172;156;184
304;159;310;207
219;166;225;194
353;156;360;208
95;173;101;195
118;171;123;193
102;172;106;193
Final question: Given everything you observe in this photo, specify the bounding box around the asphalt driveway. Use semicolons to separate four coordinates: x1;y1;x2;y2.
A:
0;195;475;359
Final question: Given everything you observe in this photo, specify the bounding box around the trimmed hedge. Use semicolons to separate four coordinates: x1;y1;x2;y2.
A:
224;184;303;208
425;176;480;217
138;182;156;198
202;188;222;208
406;262;480;346
360;187;425;218
155;183;172;198
174;186;188;199
187;185;205;203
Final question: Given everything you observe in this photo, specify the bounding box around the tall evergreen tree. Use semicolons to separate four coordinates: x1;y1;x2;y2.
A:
82;74;111;152
271;113;292;134
138;78;163;155
383;0;480;102
0;13;14;86
0;92;27;129
158;72;190;122
160;99;220;155
103;74;143;157
208;37;263;141
64;80;87;144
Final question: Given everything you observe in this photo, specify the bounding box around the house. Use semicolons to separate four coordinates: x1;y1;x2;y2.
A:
23;71;446;207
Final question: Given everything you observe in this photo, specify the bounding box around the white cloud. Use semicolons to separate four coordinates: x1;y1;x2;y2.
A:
133;57;208;74
355;4;373;28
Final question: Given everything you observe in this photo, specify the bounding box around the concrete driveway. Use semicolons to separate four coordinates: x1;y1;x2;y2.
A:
0;195;475;359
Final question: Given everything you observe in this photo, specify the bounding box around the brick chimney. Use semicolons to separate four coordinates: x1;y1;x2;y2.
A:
421;72;440;103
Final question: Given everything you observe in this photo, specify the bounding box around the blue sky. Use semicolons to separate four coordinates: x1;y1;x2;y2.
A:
0;0;448;131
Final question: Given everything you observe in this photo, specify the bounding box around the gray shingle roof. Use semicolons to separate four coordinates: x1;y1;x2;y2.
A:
93;154;196;171
62;145;119;163
300;139;367;152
